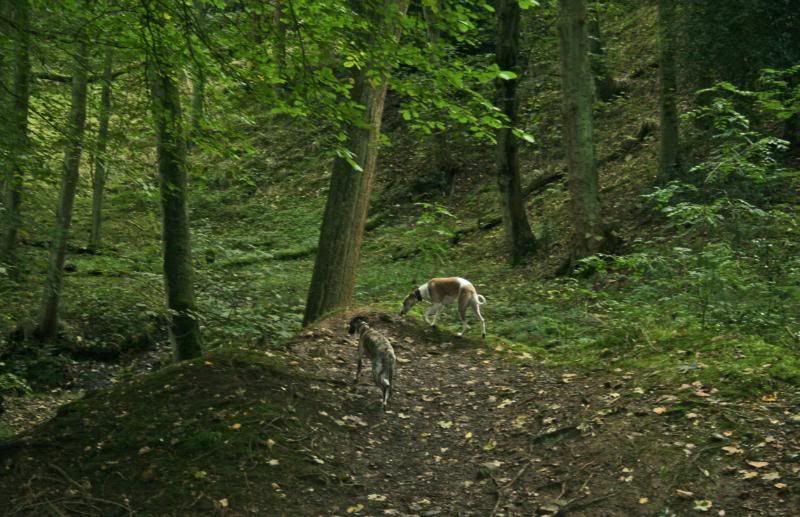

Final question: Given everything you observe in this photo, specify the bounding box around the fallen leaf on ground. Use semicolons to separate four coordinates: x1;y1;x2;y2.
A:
747;461;768;469
693;499;712;512
721;446;743;455
653;407;668;414
347;504;364;514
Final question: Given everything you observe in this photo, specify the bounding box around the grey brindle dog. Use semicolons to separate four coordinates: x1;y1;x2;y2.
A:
348;316;396;408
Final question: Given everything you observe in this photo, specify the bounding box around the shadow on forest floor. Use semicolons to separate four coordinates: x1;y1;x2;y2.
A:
1;310;799;515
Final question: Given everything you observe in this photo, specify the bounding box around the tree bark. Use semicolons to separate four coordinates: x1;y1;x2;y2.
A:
188;0;206;150
36;39;89;341
496;0;537;265
423;1;456;195
148;60;203;360
89;47;114;251
1;0;31;277
558;0;603;265
303;0;409;325
273;0;287;76
587;2;616;102
656;0;680;184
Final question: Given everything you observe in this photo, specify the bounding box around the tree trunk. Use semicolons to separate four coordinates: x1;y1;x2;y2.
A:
303;0;409;325
89;47;113;251
423;1;456;195
496;0;536;265
1;0;31;277
558;0;603;265
36;39;89;341
656;0;680;184
188;0;206;151
587;2;616;102
273;0;287;76
148;60;203;360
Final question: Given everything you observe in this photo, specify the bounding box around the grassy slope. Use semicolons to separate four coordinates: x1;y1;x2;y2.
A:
1;2;799;511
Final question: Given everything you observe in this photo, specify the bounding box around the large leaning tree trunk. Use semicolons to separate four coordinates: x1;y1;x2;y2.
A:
495;0;537;265
89;47;114;251
558;0;603;266
147;59;203;360
656;0;680;184
1;0;31;277
303;0;409;325
35;39;89;341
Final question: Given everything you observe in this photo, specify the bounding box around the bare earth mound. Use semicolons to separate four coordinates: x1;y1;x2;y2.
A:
1;311;798;515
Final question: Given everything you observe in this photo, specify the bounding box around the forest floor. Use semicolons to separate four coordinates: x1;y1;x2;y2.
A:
1;310;799;516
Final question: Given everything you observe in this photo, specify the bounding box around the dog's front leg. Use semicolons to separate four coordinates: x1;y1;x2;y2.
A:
354;346;364;384
425;304;440;326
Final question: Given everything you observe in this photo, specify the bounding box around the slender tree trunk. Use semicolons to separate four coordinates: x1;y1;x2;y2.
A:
273;0;287;76
303;0;409;325
423;1;456;195
657;0;680;184
558;0;603;265
1;0;31;277
36;40;89;341
89;47;114;251
148;60;203;360
189;67;204;150
587;2;616;102
188;0;206;151
496;0;536;265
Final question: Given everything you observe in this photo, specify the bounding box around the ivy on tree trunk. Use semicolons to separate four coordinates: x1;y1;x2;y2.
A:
657;0;680;184
37;39;89;341
495;0;537;265
558;0;603;266
89;47;114;251
303;0;409;325
1;0;31;277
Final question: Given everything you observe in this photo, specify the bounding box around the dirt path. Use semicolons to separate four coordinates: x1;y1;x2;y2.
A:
1;311;798;516
284;311;800;516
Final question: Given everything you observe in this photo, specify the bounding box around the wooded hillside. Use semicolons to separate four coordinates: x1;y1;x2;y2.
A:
1;1;799;515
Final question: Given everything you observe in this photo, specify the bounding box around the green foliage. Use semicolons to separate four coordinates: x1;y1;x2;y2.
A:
678;1;800;87
0;371;31;395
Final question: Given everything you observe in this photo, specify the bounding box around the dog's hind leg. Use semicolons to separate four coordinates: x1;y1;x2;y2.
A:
457;300;470;336
473;301;486;338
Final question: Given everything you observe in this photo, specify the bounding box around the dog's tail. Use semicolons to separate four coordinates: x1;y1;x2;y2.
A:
476;294;487;305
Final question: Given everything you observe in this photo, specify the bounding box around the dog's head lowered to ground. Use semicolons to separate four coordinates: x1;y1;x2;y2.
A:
399;288;423;316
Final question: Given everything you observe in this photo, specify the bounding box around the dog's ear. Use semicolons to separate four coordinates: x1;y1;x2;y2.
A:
348;316;367;335
414;288;422;301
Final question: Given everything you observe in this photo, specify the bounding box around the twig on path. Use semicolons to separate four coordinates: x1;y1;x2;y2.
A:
490;460;534;517
557;491;615;515
531;424;580;445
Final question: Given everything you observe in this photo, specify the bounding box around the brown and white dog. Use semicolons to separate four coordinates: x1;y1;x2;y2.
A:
400;277;486;338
